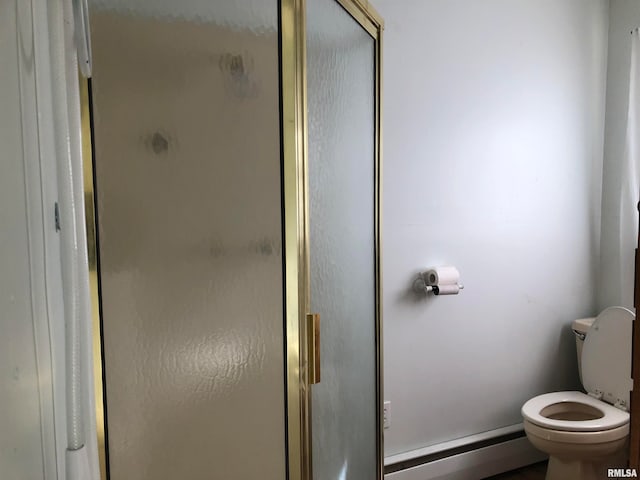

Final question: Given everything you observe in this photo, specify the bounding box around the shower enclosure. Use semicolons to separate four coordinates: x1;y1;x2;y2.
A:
86;0;382;478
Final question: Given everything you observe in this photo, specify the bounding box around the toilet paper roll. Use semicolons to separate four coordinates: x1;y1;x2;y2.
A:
424;266;459;286
434;284;460;296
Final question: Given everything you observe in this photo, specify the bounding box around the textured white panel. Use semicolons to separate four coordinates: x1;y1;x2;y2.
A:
307;1;377;479
90;4;286;479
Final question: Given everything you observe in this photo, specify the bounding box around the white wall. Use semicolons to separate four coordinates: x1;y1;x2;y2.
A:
599;0;640;312
376;0;610;458
0;4;49;476
1;1;64;477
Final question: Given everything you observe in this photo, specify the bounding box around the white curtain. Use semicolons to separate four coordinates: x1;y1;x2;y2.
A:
618;29;640;310
48;0;100;478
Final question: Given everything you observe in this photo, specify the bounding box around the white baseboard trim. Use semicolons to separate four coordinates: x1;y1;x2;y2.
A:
384;437;547;480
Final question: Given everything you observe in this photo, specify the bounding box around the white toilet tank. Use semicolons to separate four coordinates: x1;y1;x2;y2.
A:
572;316;596;383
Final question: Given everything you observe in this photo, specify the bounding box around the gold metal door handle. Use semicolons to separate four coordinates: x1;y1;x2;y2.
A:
306;313;320;384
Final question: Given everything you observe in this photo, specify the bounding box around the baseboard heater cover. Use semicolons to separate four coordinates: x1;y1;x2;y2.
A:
384;429;547;480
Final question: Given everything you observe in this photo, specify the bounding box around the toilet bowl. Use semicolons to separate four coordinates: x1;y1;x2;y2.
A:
521;307;635;480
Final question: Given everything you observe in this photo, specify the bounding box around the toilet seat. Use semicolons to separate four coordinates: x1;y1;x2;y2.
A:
522;391;629;432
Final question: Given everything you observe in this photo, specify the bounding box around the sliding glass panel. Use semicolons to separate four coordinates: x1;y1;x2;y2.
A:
307;1;377;479
89;2;285;479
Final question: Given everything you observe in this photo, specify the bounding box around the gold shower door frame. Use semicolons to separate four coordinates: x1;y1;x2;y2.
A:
82;0;383;479
281;1;384;480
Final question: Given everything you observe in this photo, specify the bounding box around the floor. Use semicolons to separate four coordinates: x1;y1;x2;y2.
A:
484;461;548;480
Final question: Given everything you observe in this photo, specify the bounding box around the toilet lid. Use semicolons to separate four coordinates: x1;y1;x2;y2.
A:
581;307;635;410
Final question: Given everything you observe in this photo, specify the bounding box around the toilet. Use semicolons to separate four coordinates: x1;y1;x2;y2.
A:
521;306;635;480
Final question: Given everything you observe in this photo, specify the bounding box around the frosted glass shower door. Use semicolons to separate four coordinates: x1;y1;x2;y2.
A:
89;2;286;479
307;1;381;479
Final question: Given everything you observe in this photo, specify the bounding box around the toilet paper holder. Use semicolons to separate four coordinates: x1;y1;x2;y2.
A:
413;277;465;295
413;267;464;296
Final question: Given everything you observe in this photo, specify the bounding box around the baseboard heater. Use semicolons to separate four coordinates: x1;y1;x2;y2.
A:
384;424;547;480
